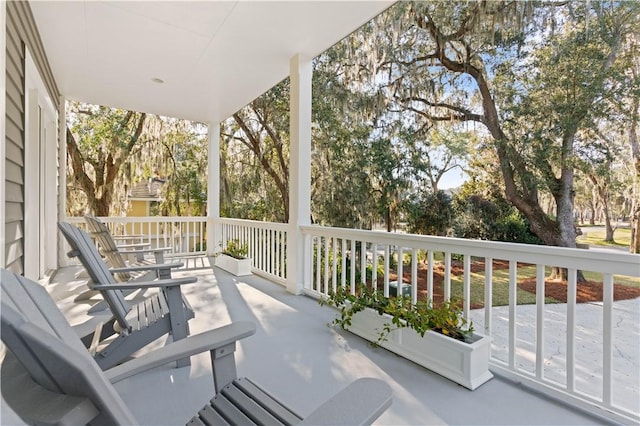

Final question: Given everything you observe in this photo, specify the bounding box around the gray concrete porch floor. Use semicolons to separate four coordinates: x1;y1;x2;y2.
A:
6;261;618;425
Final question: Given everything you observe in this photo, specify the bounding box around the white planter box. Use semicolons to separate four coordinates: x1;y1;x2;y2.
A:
214;254;252;276
347;307;493;390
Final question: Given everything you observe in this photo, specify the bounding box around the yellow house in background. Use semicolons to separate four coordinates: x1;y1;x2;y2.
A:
124;178;203;253
126;178;165;217
122;178;166;240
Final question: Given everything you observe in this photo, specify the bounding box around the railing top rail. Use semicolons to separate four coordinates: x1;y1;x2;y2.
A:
300;225;640;277
218;217;289;232
66;216;207;223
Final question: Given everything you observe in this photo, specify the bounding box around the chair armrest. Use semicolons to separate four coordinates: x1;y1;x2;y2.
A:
114;242;150;249
91;276;198;291
104;321;256;383
109;262;184;274
300;378;392;425
116;247;172;255
111;234;144;240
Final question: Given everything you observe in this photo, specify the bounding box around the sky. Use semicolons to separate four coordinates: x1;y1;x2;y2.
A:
439;168;468;190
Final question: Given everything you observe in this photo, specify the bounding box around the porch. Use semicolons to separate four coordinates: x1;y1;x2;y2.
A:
55;216;640;424
4;262;612;426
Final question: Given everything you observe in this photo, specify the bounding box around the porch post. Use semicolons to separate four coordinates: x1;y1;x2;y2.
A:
0;0;6;268
287;53;312;295
207;121;221;257
58;95;67;267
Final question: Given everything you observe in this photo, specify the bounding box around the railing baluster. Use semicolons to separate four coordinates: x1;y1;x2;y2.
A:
315;236;321;293
360;240;366;286
567;268;577;391
444;252;451;301
268;229;273;275
397;246;404;299
275;230;280;277
383;245;390;297
411;248;418;305
427;250;433;301
463;254;471;318
350;239;356;293
331;237;337;293
535;264;545;380
603;273;614;406
484;257;493;336
372;243;378;290
324;236;330;294
508;260;517;369
341;239;347;288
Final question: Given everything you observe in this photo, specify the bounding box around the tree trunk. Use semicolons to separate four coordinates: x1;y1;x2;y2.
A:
628;77;640;253
604;215;614;242
631;200;640;254
66;111;146;217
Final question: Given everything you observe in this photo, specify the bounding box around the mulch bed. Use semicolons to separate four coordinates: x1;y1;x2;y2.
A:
389;259;640;308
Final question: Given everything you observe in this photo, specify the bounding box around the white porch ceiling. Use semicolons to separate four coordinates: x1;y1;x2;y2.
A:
30;1;394;124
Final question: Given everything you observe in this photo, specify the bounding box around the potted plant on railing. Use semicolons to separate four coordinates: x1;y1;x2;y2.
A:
320;285;493;390
214;239;252;276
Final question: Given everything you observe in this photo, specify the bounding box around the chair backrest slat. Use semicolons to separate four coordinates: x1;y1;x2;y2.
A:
85;215;131;281
58;222;131;328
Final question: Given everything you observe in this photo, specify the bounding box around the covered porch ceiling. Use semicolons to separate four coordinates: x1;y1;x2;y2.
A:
30;1;395;124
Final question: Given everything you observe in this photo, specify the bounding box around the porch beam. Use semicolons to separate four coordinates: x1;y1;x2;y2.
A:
207;122;221;257
287;53;312;295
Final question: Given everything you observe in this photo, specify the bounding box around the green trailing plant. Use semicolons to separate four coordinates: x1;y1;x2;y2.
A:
320;285;473;345
218;239;249;259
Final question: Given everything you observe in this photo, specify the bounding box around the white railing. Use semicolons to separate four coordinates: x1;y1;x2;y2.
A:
65;216;208;256
217;218;288;285
299;225;640;424
64;216;288;283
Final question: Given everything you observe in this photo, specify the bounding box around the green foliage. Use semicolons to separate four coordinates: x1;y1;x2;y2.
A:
403;190;453;236
497;211;544;244
221;79;290;223
219;239;249;259
158;122;208;216
452;192;542;244
320;285;473;345
67;101;208;217
66;103;148;216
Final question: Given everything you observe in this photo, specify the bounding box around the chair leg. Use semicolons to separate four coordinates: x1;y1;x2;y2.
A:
164;286;190;368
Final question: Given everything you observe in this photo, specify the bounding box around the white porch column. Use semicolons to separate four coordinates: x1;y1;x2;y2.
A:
0;0;6;268
287;53;312;295
207;122;221;257
58;95;67;267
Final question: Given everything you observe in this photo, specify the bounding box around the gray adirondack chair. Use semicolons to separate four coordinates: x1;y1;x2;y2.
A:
81;214;183;313
84;214;176;279
0;269;393;425
58;221;196;369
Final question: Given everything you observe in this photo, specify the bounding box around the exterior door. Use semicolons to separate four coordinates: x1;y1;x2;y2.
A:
24;48;57;280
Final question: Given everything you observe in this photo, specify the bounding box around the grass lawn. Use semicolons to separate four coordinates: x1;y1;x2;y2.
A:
424;263;640;308
445;265;556;307
577;227;631;248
